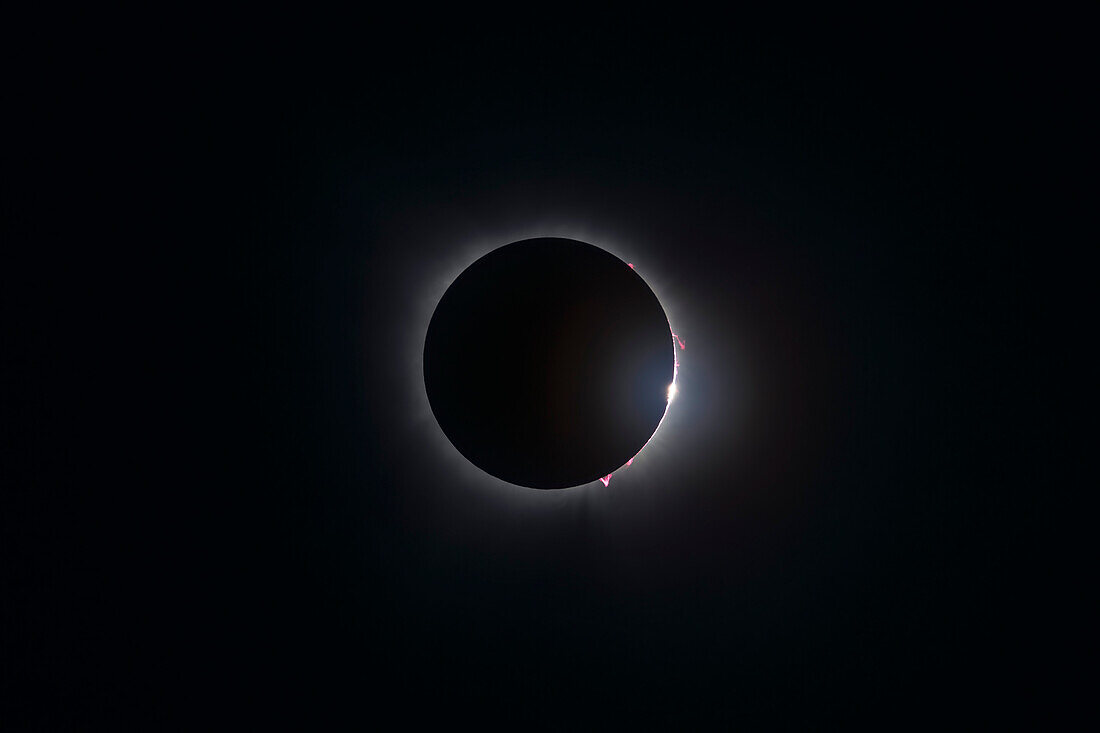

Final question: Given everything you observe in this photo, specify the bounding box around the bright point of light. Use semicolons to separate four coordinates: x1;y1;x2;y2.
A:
667;382;678;402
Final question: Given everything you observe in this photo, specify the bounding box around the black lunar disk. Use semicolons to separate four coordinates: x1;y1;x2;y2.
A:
424;238;676;489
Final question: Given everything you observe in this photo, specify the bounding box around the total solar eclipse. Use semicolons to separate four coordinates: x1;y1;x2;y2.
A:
423;237;677;489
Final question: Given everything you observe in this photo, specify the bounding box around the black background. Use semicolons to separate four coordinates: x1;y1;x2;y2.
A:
5;20;1058;728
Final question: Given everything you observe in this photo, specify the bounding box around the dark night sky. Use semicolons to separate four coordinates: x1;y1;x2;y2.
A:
5;23;1059;728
